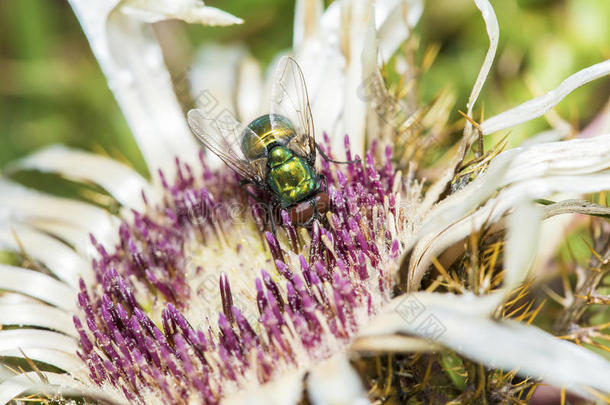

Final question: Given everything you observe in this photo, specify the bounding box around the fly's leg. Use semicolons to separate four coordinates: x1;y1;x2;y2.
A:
315;174;331;226
239;179;265;203
318;173;329;193
239;179;273;234
269;203;278;236
239;180;281;236
315;143;360;165
300;198;318;228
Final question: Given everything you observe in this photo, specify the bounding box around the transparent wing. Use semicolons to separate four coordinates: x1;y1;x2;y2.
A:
187;108;265;181
270;56;316;163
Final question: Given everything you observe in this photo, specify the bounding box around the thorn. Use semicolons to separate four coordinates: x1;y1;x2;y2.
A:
582;238;603;262
19;348;49;384
458;110;483;132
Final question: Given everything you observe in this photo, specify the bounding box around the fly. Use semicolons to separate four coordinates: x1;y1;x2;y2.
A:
187;56;355;233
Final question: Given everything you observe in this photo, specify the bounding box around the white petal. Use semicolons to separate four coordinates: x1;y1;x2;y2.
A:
26;220;108;257
481;60;610;135
418;0;499;212
503;200;542;291
0;371;124;405
351;334;442;353
67;0;204;180
0;329;77;355
466;0;499;115
0;303;76;336
376;0;423;62
222;369;305;405
340;0;373;159
189;45;251;170
306;355;370;405
494;173;610;213
295;0;423;158
360;293;610;398
293;0;324;51
501;133;610;181
531;206;577;276
0;348;86;378
415;151;512;240
0;265;76;311
120;0;242;25
416;134;610;243
15;146;156;211
236;56;264;123
361;7;388;143
338;0;425;156
296;47;345;154
0;372;64;405
411;177;542;304
190;44;248;119
408;134;610;290
520;127;570;147
0;225;92;288
0;179;119;249
0;293;41;306
409;172;610;290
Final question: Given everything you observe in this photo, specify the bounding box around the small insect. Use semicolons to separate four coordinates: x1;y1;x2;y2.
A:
187;56;353;233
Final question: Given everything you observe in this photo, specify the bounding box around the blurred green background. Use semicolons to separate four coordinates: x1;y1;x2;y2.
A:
0;0;608;179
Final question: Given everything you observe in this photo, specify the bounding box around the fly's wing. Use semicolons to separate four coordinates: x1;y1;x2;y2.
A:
269;56;316;164
187;108;265;182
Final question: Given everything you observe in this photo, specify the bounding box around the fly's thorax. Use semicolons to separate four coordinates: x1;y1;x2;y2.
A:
266;145;319;206
267;145;294;168
241;114;296;160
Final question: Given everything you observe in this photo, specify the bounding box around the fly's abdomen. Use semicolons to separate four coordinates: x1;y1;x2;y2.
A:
241;114;295;160
267;147;317;206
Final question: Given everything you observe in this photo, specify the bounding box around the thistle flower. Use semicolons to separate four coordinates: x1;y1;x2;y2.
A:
1;1;610;404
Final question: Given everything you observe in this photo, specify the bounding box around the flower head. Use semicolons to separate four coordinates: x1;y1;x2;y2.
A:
72;133;409;402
